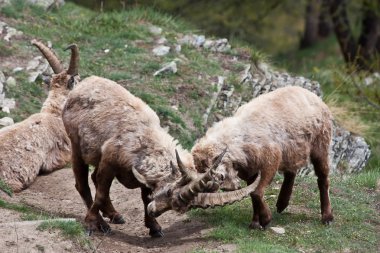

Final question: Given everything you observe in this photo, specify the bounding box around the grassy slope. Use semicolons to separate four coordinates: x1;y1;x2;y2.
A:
0;2;379;252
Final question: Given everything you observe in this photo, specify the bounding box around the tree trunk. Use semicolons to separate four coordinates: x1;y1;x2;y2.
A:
318;0;332;38
300;0;321;48
329;0;357;64
357;0;380;71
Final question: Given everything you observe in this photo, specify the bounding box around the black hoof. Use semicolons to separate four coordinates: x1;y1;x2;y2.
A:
249;221;262;230
98;223;111;234
110;214;126;224
149;229;164;238
86;229;94;236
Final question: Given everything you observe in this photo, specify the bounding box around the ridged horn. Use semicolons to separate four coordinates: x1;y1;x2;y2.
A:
190;171;261;208
65;44;79;75
175;150;197;182
31;39;63;74
177;149;227;203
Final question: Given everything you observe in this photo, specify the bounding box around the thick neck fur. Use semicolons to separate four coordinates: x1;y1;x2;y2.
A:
40;88;69;116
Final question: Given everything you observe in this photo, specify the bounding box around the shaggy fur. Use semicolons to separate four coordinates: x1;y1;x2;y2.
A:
191;86;334;228
62;76;194;237
0;71;74;192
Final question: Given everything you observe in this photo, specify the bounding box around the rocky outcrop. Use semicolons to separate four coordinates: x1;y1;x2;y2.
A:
0;0;64;10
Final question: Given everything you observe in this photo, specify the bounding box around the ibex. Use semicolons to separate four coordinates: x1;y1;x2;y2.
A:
0;40;79;193
62;76;229;237
149;86;334;229
192;86;334;228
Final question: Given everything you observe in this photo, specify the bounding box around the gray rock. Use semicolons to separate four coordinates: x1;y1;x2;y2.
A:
12;67;24;73
175;44;181;53
2;98;15;111
5;76;16;87
0;117;14;127
26;56;42;71
152;45;170;56
156;37;167;44
148;25;162;35
270;226;285;235
153;61;177;76
0;81;3;94
0;71;5;83
178;34;231;52
28;71;40;83
4;26;23;42
26;0;65;10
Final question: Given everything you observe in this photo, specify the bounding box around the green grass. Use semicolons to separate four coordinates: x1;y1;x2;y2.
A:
190;170;380;252
0;199;52;220
0;179;13;197
37;220;88;245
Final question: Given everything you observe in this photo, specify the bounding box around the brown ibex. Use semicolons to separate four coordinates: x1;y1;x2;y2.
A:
149;86;334;229
0;40;79;193
62;76;229;237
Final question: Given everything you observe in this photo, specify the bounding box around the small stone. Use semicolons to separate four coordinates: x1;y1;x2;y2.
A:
152;45;170;56
2;98;15;110
270;226;285;235
5;76;16;87
26;56;42;70
0;81;3;94
12;67;24;73
0;117;14;127
153;61;177;76
175;44;181;53
156;37;167;44
28;71;40;83
149;25;162;35
0;71;6;83
104;49;110;53
4;26;23;41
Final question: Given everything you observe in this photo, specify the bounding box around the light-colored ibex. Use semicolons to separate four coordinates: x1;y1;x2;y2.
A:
0;40;79;193
148;86;334;229
62;76;231;237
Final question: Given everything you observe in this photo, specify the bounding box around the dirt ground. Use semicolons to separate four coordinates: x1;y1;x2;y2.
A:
0;168;234;253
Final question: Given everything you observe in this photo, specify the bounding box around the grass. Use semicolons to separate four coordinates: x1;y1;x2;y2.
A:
190;170;380;253
37;220;88;246
0;179;13;197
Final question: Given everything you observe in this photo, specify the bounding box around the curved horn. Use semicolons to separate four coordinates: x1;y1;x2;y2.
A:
31;39;63;74
175;150;197;183
65;44;79;75
191;171;261;208
177;149;227;203
132;167;149;187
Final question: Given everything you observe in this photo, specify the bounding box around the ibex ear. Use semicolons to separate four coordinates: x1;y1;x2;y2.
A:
68;75;76;90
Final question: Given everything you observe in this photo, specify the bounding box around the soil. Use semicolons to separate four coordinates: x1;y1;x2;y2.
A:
0;168;226;253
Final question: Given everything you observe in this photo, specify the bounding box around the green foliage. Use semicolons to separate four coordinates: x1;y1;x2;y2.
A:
0;0;44;19
0;179;13;197
190;173;380;252
0;199;52;220
37;220;87;243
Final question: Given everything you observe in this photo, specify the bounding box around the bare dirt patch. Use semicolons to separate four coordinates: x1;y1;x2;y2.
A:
1;168;223;253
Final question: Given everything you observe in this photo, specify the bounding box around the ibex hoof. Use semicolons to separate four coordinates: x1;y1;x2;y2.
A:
249;221;262;230
322;214;334;225
110;214;126;224
149;229;164;238
98;222;111;234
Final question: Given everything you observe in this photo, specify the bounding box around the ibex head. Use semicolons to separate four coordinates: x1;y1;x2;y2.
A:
31;40;79;91
146;149;227;217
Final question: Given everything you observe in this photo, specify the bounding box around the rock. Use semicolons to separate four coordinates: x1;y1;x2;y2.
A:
175;44;181;53
28;71;40;83
104;49;110;53
270;226;285;235
26;0;65;10
156;37;167;44
26;56;42;70
152;45;170;56
0;117;14;127
5;76;16;87
178;34;231;52
0;71;5;83
2;98;16;111
148;25;162;35
0;81;3;94
153;61;178;76
4;26;23;42
12;67;24;73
